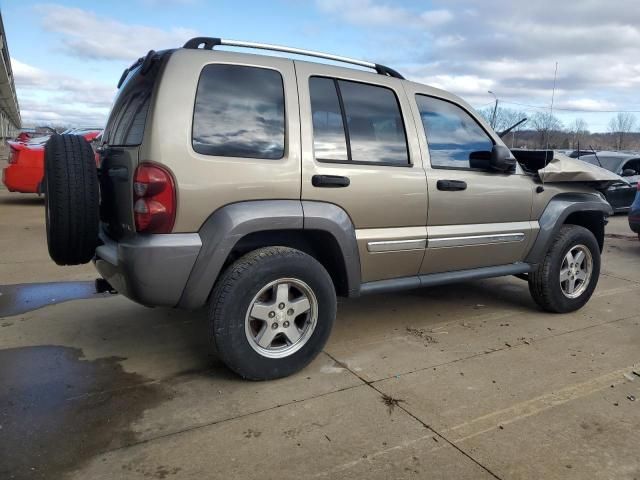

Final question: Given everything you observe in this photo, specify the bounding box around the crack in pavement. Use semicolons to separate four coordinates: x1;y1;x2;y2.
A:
322;350;504;480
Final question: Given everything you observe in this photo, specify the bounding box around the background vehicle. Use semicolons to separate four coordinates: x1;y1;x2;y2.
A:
628;183;640;238
3;129;102;194
574;151;640;211
13;126;56;143
43;38;613;380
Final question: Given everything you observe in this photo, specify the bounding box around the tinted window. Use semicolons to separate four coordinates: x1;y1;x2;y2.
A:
310;77;348;161
104;61;161;146
309;77;409;165
339;80;408;164
193;64;285;159
416;95;494;169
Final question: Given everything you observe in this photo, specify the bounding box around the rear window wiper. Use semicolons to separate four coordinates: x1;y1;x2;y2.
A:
116;50;157;89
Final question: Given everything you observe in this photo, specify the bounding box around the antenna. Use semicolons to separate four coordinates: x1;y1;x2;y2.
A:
588;145;603;168
541;62;559;185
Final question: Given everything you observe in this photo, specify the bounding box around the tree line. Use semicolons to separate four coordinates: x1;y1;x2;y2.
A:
477;107;640;151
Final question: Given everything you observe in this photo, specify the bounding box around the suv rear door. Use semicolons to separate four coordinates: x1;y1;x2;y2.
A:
99;53;169;239
295;61;427;284
405;85;538;274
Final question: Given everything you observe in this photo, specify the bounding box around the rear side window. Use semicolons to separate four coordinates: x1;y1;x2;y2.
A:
192;64;285;159
309;77;348;161
416;95;494;169
309;77;409;165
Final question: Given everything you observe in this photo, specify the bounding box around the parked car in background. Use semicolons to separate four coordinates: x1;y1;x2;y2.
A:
59;127;103;141
629;183;640;239
13;126;56;143
3;128;102;194
574;152;640;212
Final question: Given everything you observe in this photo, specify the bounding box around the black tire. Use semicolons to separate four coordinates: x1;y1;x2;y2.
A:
209;246;337;380
528;225;600;313
44;134;99;266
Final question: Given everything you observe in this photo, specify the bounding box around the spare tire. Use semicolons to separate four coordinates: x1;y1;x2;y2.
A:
44;134;99;265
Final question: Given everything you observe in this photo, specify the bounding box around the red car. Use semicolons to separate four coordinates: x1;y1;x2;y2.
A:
3;129;102;194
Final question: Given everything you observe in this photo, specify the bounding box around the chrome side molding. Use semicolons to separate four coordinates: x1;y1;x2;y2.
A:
428;232;525;248
367;238;427;253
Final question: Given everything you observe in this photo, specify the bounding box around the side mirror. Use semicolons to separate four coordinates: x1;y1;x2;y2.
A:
489;145;516;173
621;168;637;177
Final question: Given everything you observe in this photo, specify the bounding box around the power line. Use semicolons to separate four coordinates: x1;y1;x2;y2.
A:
499;100;640;113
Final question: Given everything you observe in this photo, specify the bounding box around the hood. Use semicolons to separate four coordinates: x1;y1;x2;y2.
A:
513;150;626;189
538;153;625;187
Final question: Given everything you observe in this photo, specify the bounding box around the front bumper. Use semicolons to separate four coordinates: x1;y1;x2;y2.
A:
94;231;202;307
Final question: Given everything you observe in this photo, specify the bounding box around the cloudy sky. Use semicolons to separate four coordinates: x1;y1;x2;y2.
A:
5;0;640;131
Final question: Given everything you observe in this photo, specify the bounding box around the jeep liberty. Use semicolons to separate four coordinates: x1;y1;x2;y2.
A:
43;37;614;380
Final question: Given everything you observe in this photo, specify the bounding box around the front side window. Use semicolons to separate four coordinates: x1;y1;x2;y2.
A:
193;64;285;159
622;158;640;175
309;77;409;165
416;95;494;169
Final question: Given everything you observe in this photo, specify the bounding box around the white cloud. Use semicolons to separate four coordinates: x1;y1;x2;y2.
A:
315;0;452;29
38;4;198;62
13;58;114;127
316;0;640;127
12;59;48;87
413;74;494;97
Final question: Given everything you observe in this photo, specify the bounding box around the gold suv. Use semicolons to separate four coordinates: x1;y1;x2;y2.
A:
44;37;613;380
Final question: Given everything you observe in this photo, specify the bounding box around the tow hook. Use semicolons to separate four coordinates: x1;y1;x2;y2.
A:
95;278;118;295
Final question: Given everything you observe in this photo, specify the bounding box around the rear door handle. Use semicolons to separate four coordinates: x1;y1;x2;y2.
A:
437;179;467;191
312;175;350;188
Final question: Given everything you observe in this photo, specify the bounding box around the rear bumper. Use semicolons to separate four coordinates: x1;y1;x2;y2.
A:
94;231;202;307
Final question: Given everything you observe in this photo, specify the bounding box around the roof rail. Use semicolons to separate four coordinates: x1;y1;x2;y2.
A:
183;37;404;80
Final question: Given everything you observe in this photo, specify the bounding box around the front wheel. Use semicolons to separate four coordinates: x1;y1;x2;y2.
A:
528;225;600;313
209;247;336;380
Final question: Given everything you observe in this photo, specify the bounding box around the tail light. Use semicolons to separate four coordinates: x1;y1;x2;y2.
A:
637;182;640;191
133;163;176;233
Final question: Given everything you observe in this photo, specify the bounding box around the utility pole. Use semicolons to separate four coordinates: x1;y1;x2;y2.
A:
488;90;499;130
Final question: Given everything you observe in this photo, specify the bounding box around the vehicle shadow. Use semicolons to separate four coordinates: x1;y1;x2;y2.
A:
0;195;44;206
338;276;536;322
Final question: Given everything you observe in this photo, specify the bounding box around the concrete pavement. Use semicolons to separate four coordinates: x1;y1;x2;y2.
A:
0;187;639;479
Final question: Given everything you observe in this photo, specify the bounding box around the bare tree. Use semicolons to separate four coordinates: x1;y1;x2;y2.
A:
477;106;526;134
567;118;589;149
608;113;637;150
529;112;564;148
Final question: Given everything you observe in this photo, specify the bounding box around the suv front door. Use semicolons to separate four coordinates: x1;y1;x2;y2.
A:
296;61;427;283
405;88;538;274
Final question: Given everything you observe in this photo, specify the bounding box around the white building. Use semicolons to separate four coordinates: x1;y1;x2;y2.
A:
0;10;20;139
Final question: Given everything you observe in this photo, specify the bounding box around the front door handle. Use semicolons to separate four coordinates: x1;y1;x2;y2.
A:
437;179;467;191
312;175;350;188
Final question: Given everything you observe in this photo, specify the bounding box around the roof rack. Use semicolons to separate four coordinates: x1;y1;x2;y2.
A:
183;37;404;80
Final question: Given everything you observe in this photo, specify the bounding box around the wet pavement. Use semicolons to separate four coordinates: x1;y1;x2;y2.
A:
0;346;165;480
0;281;110;317
1;187;639;479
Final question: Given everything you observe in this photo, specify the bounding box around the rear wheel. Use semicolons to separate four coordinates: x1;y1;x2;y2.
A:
209;247;336;380
528;225;600;313
44;134;99;265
